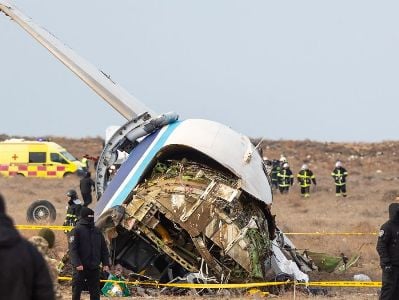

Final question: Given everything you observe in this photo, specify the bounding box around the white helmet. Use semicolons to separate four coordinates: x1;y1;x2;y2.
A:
335;161;342;168
301;164;308;170
283;163;289;168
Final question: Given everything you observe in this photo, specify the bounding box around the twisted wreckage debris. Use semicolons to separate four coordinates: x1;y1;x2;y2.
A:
94;159;357;295
97;159;274;283
57;157;359;295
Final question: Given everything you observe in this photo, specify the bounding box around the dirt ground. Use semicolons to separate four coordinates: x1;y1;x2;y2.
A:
1;136;397;299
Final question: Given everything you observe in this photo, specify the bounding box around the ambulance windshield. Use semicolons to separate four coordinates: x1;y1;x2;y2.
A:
61;151;77;162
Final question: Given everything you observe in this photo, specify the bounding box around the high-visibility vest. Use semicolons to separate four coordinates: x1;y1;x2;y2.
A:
297;170;316;187
331;167;348;186
81;157;88;169
277;169;293;187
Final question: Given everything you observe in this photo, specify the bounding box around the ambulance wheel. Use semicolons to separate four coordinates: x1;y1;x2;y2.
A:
63;172;72;178
26;200;57;224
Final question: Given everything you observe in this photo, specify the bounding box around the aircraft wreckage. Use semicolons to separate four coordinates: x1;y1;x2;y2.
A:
0;1;337;291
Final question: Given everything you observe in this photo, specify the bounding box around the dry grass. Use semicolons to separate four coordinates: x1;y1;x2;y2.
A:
1;137;397;299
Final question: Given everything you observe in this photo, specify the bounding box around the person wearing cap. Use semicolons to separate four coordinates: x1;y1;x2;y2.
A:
69;207;110;300
63;189;83;231
0;194;54;300
297;164;317;198
331;161;348;197
29;228;62;300
277;162;294;194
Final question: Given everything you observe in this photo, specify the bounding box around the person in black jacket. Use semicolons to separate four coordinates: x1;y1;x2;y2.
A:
297;164;317;198
331;160;348;197
63;189;82;230
270;160;281;190
376;203;399;300
79;172;95;206
69;207;110;300
277;163;294;194
0;194;54;300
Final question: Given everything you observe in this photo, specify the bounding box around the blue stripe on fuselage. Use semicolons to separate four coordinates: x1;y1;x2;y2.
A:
94;130;160;218
94;121;181;219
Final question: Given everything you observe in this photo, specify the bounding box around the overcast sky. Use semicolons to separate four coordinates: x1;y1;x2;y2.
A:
1;0;398;142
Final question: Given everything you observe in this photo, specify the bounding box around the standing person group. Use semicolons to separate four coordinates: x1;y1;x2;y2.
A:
265;155;348;198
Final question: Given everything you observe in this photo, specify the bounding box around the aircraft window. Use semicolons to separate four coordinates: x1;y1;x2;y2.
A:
29;152;46;163
51;153;68;164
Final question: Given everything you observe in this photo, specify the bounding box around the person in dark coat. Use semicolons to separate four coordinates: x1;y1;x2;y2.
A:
331;160;348;197
69;207;110;300
268;159;280;190
0;194;54;300
376;203;399;300
79;172;95;206
63;189;82;230
277;163;294;194
296;164;317;198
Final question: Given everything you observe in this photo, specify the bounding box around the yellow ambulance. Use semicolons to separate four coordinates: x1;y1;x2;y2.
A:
0;139;84;178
